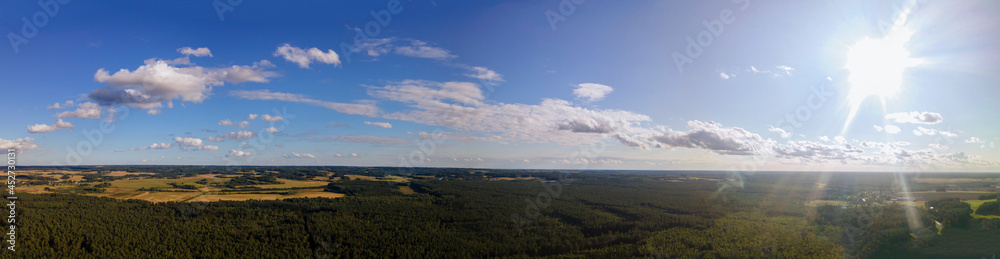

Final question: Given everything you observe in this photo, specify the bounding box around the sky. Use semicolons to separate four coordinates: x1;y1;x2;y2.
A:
1;0;998;171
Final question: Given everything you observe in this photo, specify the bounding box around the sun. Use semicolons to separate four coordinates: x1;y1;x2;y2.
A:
842;6;924;133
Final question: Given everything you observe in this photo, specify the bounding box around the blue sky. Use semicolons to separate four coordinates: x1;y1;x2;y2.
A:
2;0;998;171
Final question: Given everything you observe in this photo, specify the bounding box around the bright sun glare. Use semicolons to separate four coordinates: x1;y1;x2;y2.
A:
842;6;924;133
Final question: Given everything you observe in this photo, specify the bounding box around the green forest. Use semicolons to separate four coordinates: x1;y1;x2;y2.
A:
8;168;1000;258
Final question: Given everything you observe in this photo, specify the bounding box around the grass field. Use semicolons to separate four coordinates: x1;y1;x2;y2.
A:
965;199;1000;219
805;200;848;207
108;177;229;189
398;186;416;194
903;191;991;202
915;178;1000;184
255;179;330;188
21;172;344;203
188;189;344;202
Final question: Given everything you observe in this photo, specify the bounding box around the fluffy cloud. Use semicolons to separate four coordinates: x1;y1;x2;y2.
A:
227;149;252;157
363;121;392;128
265;127;281;133
273;44;341;68
283;152;316;159
246;114;258;120
768;125;791;138
27;119;74;133
308;135;411;145
261;114;283;122
912;127;956;137
177;47;213;57
218;119;235;127
572;83;613;102
47;100;73;109
642;121;771;155
57;102;101;119
230;90;379;116
148;143;173;149
174;137;204;147
463;66;504;82
885;111;943;124
966;137;985;144
772;140;864;162
216;131;255;141
369;80;649;145
0;137;38;152
393;40;456;60
88;58;276;111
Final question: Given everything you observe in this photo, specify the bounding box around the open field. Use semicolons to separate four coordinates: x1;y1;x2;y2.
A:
398;186;416;194
805;200;848;207
902;191;992;202
915;178;1000;184
255;179;331;188
965;199;1000;219
188;189;344;202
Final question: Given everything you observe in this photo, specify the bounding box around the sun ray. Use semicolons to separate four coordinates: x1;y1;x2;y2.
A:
841;4;925;135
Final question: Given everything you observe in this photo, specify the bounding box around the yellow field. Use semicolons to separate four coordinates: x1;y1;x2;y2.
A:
914;178;1000;184
398;186;416;194
805;200;848;207
255;179;330;188
188;190;344;202
346;175;378;181
965;199;1000;219
20;172;345;203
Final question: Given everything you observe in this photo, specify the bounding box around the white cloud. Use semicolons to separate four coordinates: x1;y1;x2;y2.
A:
217;131;255;141
929;143;947;149
642;121;771;155
261;114;283;122
47;100;73;109
193;145;219;151
246;114;258;120
308;135;410;145
572;83;613;102
0;137;38;152
885;125;900;134
885;111;943;124
768;125;791;138
719;72;733;79
912;127;956;137
218;119;235;126
227;149;252;157
265;127;281;133
27;119;74;133
230;89;379;116
177;47;213;57
173;137;204;147
273;44;341;68
283;152;316;159
56;102;101;119
148;143;173;149
966;137;985;144
834;136;847;144
370;80;649;146
819;136;830;142
88;58;276;111
363;121;392;128
463;66;504;82
873;125;883;132
393;40;456;60
238;121;250;128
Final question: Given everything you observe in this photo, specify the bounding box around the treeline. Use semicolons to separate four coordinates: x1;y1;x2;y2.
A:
13;172;843;258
